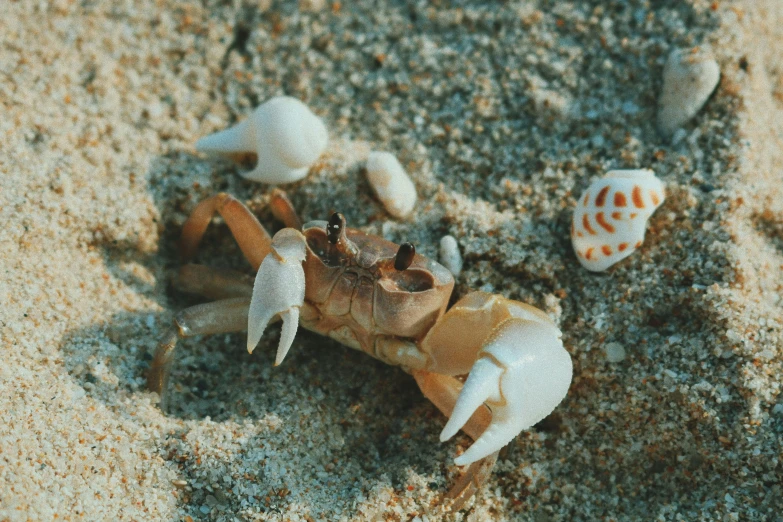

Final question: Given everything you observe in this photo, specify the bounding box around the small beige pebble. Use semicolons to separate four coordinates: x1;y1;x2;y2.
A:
657;47;720;135
439;235;463;276
604;342;626;363
172;479;188;488
366;151;417;219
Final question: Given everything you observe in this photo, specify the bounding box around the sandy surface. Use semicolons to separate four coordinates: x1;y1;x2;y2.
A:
2;1;782;520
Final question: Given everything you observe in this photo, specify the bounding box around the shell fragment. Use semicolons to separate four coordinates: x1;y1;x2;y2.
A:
657;47;720;136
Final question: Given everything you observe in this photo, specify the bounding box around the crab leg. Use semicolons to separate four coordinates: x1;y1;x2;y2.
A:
147;297;251;408
412;371;499;511
268;189;303;230
179;192;272;270
246;228;308;366
174;264;254;300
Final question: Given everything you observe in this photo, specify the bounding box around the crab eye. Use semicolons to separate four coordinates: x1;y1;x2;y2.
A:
394;242;415;271
327;212;344;244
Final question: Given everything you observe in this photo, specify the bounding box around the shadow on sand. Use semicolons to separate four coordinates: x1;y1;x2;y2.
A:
58;151;459;519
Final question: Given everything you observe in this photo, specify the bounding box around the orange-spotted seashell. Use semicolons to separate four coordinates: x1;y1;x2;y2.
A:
572;169;665;272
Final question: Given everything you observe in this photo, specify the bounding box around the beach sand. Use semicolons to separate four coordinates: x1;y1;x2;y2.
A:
1;1;782;520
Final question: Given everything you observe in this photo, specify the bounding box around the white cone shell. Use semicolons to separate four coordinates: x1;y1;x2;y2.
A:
572;169;665;272
366;151;417;219
196;96;328;184
657;47;720;136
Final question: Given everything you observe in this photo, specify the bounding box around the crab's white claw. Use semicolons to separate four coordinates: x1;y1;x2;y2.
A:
441;318;572;466
247;228;307;366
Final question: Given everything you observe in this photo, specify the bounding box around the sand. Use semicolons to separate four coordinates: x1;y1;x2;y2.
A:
1;1;782;520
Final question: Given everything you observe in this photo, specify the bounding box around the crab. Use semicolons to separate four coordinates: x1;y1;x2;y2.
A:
148;190;573;510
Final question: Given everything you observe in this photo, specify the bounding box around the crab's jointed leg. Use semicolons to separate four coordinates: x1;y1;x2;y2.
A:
420;291;573;466
246;228;308;366
268;188;303;230
179;192;272;270
147;297;251;408
412;371;499;510
174;264;254;300
150;192;307;405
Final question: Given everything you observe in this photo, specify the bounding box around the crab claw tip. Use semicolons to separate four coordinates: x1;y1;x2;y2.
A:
439;358;503;444
247;323;264;354
453;454;471;467
274;308;299;366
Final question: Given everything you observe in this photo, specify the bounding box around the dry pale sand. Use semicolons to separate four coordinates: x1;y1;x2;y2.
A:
2;1;782;521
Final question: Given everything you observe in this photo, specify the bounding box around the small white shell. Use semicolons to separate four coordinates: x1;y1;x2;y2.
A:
571;169;665;272
365;151;417;219
439;235;463;276
657;47;720;136
196;96;328;184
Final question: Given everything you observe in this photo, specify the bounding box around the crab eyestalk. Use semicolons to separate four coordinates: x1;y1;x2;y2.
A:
394;242;415;270
326;212;344;244
325;212;358;262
